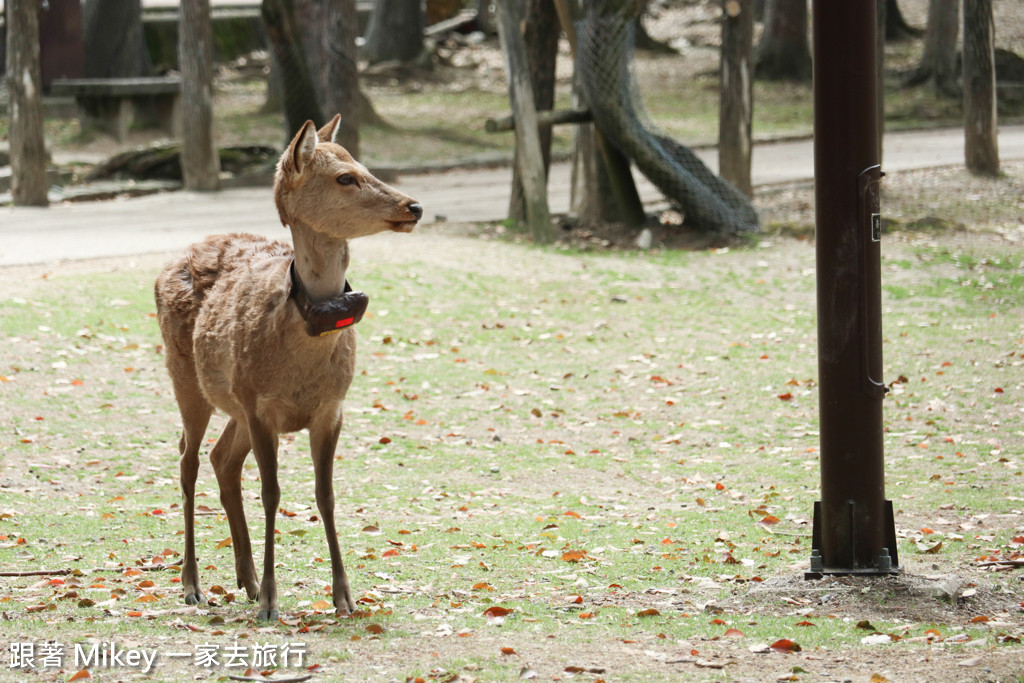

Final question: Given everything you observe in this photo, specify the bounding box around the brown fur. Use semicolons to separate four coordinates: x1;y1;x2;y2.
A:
154;115;421;620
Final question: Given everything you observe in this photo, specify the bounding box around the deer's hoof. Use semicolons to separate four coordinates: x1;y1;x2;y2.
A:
336;594;356;615
257;607;279;622
183;589;207;606
239;578;259;602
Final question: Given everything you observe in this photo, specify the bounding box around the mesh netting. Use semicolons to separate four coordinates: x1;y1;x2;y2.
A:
575;6;759;234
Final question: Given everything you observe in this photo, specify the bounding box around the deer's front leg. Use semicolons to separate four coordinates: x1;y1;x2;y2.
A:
248;418;280;621
310;420;355;614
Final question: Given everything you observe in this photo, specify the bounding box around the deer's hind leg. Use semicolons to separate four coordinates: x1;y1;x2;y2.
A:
210;418;258;600
169;357;213;606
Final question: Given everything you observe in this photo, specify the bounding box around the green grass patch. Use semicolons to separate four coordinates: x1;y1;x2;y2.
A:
1;235;1022;680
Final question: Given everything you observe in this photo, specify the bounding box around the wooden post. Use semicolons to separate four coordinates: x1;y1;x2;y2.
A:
494;0;553;243
179;0;221;190
7;0;50;206
718;0;753;197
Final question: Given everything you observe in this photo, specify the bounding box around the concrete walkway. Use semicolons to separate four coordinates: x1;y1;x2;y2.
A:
2;125;1023;267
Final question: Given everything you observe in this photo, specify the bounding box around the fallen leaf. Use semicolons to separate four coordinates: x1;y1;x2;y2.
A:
637;608;660;618
500;646;517;655
769;639;801;653
561;550;586;563
69;670;91;681
724;628;744;637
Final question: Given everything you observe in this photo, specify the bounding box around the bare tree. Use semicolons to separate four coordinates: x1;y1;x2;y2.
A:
755;0;811;81
719;0;754;197
82;0;151;78
363;0;426;65
7;0;50;206
963;0;998;175
903;0;959;97
180;0;221;191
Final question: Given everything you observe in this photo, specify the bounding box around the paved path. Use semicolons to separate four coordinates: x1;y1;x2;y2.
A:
2;125;1023;266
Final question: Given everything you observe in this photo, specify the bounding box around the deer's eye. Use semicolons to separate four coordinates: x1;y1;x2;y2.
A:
337;173;358;187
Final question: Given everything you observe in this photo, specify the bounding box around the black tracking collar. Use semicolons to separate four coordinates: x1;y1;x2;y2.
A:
289;261;369;337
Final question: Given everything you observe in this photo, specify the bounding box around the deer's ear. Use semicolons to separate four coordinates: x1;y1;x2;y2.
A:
287;120;319;174
317;114;342;144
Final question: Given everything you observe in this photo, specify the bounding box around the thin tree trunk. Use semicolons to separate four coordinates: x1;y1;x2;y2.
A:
82;0;151;78
180;0;221;191
963;0;998;176
319;0;361;155
7;0;50;206
885;0;920;41
262;0;325;136
719;0;754;198
363;0;425;65
755;0;811;82
509;0;559;222
903;0;959;97
495;0;552;243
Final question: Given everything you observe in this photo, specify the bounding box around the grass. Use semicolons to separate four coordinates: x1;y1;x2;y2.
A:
1;230;1022;680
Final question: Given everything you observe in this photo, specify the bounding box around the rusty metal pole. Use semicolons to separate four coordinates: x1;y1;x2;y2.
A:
808;0;899;577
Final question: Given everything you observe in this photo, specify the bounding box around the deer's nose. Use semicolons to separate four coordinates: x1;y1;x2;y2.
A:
407;203;423;221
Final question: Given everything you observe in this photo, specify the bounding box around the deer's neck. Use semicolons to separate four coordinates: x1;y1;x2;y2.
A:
289;223;350;301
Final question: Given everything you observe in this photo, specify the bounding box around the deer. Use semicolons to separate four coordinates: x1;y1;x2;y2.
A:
154;115;422;621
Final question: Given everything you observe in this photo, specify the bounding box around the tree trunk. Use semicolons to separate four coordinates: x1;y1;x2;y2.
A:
179;0;221;191
476;0;495;34
262;0;325;137
509;0;559;222
320;0;361;155
7;0;50;206
363;0;425;65
556;0;645;227
755;0;811;82
578;1;758;234
903;0;959;97
963;0;998;176
885;0;920;41
82;0;151;78
719;0;754;198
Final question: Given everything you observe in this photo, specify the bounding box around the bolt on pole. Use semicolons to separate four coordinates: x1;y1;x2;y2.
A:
808;0;899;578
